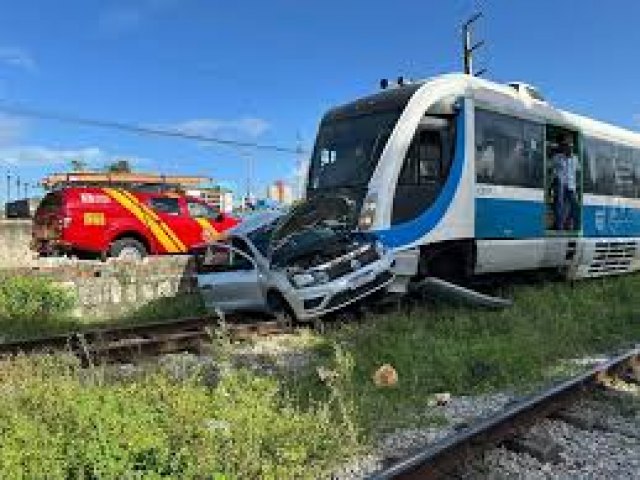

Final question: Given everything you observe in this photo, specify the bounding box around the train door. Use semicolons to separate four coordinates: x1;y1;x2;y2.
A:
544;125;583;234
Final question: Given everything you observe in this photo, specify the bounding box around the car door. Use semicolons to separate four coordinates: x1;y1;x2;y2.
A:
145;195;193;253
195;241;265;312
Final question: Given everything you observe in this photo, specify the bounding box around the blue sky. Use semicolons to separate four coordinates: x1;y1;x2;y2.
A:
0;0;639;202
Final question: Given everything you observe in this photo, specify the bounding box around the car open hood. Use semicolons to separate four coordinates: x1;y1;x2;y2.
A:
266;195;361;268
270;195;356;251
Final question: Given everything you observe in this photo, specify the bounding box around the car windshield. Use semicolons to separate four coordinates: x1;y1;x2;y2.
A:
246;221;277;257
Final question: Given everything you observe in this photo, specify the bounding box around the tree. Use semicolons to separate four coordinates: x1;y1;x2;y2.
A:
69;159;87;172
104;159;132;173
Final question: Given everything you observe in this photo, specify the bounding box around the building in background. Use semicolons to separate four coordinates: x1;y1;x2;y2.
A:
5;197;42;219
186;185;234;214
267;180;293;206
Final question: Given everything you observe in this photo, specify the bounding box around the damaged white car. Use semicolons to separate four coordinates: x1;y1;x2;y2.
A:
192;196;395;325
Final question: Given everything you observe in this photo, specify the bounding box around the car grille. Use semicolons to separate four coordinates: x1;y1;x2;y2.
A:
325;271;393;310
325;245;381;281
303;296;324;310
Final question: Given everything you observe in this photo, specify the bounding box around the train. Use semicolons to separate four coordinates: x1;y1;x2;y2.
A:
305;73;640;284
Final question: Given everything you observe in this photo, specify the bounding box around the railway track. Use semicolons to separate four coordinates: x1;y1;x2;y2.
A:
369;346;640;480
0;316;290;365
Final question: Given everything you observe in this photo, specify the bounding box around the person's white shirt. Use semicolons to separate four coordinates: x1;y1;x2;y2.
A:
554;152;578;192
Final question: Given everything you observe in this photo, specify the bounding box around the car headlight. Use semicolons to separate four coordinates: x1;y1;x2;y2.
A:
291;272;316;288
290;270;330;289
358;193;378;230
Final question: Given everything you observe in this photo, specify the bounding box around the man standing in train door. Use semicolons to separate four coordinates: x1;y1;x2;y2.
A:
553;138;579;230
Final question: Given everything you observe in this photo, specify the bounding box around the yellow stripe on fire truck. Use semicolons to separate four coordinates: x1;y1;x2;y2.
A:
117;189;187;252
194;217;221;242
103;188;185;253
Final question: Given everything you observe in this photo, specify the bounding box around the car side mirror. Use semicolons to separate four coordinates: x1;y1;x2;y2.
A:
215;213;225;223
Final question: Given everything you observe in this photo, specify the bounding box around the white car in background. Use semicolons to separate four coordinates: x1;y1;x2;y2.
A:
192;196;395;325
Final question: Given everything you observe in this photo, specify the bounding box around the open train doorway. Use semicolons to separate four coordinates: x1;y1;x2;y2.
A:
545;125;583;234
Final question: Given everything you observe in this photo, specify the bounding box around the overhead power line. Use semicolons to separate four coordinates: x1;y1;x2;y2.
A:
0;101;306;154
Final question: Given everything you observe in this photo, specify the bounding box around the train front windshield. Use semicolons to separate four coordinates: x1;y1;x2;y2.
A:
308;111;401;192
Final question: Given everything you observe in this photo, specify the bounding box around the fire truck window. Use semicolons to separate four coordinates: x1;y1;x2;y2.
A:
187;201;217;218
149;197;181;215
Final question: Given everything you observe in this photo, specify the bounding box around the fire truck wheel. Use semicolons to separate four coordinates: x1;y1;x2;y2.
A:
109;237;147;260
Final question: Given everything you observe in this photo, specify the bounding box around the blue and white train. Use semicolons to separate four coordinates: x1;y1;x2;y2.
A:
306;73;640;281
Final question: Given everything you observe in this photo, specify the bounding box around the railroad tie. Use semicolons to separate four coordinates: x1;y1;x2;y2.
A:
501;431;563;464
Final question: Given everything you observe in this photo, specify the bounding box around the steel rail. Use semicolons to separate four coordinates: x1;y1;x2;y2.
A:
0;316;288;365
368;346;640;480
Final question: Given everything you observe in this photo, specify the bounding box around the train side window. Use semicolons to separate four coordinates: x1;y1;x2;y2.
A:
595;141;615;195
583;138;598;194
523;122;544;185
634;149;640;198
474;109;542;189
418;131;442;183
615;146;634;197
391;115;455;225
398;129;444;185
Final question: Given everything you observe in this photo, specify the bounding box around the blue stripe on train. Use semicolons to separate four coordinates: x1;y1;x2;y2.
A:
475;197;545;238
375;103;466;249
475;197;640;238
583;204;640;237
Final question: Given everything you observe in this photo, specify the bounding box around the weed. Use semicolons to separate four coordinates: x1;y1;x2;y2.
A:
0;275;77;339
0;355;356;479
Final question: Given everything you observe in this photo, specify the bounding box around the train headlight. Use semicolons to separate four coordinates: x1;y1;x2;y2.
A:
358;193;378;230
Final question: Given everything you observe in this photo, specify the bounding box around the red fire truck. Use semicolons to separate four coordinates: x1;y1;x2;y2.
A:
32;173;239;259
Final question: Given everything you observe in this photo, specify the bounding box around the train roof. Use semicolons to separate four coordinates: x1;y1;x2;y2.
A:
326;73;640;148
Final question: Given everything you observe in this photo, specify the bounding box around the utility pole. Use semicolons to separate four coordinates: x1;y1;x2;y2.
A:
6;172;11;203
16;176;21;200
240;151;254;210
294;132;305;201
462;12;485;76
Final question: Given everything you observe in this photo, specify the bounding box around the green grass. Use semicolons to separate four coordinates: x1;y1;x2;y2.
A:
0;274;208;341
0;355;357;479
0;275;78;340
282;273;640;437
122;292;208;324
0;273;639;477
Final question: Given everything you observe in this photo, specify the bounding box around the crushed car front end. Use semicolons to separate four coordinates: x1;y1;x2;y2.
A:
271;239;395;320
194;195;396;321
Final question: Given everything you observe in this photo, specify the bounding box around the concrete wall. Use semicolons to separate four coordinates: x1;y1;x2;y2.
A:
0;220;35;269
8;255;201;320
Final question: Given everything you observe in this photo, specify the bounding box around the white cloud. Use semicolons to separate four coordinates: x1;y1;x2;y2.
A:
0;115;27;145
0;146;148;170
162;117;271;139
0;146;104;167
0;47;36;72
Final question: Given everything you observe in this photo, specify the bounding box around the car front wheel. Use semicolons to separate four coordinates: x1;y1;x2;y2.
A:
267;292;296;333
